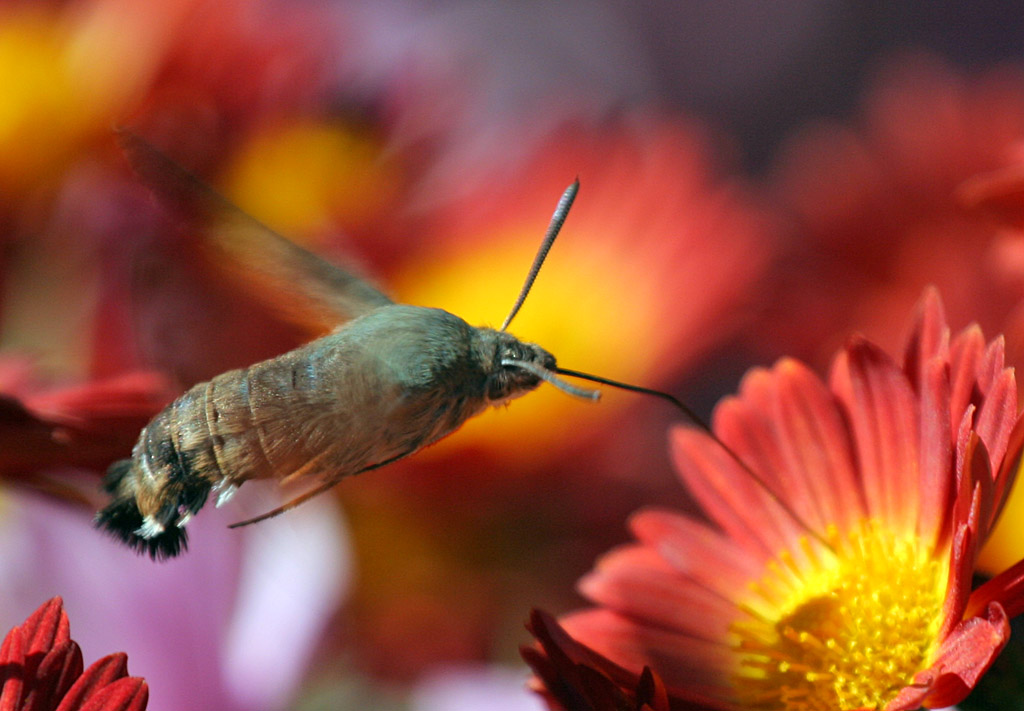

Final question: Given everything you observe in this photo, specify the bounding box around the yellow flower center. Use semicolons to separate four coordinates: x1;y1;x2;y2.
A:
731;521;947;711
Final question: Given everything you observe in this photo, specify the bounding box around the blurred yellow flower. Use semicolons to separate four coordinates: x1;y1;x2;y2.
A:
394;116;775;461
223;119;400;242
0;0;186;193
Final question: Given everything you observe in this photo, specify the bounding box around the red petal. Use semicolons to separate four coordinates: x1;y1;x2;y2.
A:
966;554;1024;620
956;162;1024;229
916;357;953;549
889;602;1009;710
670;424;781;560
578;545;735;642
560;609;732;699
635;667;669;711
21;641;83;711
0;627;27;711
974;369;1017;488
770;359;863;532
55;654;129;711
992;414;1024;516
76;677;148;711
938;520;977;641
902;286;950;391
0;373;170;481
947;325;984;424
18;599;70;660
830;338;921;535
629;509;764;600
525;609;638;692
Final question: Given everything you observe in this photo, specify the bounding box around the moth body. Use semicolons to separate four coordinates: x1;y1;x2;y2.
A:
97;130;582;559
97;305;554;558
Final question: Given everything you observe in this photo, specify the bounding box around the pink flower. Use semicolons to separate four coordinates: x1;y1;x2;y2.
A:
534;290;1024;709
0;597;148;711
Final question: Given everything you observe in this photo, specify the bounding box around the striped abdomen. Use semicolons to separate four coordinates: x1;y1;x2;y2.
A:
95;330;403;558
95;305;517;559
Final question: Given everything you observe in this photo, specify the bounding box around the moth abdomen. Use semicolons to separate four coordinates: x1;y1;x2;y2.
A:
96;455;197;560
95;382;225;559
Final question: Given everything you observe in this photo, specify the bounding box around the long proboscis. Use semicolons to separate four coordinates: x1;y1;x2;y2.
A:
501;179;579;332
555;366;830;549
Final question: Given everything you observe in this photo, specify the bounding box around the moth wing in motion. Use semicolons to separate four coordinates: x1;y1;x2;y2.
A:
116;128;394;334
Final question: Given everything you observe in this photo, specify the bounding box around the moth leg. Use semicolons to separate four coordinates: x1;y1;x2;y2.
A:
227;449;417;529
279;447;334;486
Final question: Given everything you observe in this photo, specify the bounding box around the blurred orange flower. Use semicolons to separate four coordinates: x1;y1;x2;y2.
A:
538;290;1024;710
0;597;148;711
765;54;1024;366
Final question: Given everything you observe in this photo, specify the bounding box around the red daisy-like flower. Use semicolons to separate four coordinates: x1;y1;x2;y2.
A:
0;597;148;711
765;54;1024;366
531;289;1024;710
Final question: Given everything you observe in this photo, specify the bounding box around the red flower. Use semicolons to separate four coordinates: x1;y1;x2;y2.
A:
0;597;147;711
0;359;171;501
765;54;1024;366
523;610;670;711
534;290;1024;710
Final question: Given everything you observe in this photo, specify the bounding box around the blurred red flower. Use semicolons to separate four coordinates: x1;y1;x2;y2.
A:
0;359;171;498
765;54;1024;367
533;290;1024;710
393;113;776;471
0;597;148;711
336;113;779;681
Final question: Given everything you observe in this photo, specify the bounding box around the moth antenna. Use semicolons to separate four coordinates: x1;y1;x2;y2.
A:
502;359;599;401
501;179;579;332
554;366;832;549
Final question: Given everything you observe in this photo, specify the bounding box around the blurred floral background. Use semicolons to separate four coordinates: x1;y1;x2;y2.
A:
3;1;1024;709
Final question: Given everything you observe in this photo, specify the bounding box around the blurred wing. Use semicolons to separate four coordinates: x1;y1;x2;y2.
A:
117;128;394;334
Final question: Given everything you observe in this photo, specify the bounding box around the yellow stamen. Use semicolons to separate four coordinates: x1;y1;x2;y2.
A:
731;521;947;711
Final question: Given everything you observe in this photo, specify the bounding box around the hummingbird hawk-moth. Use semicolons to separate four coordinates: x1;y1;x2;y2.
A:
98;130;636;559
